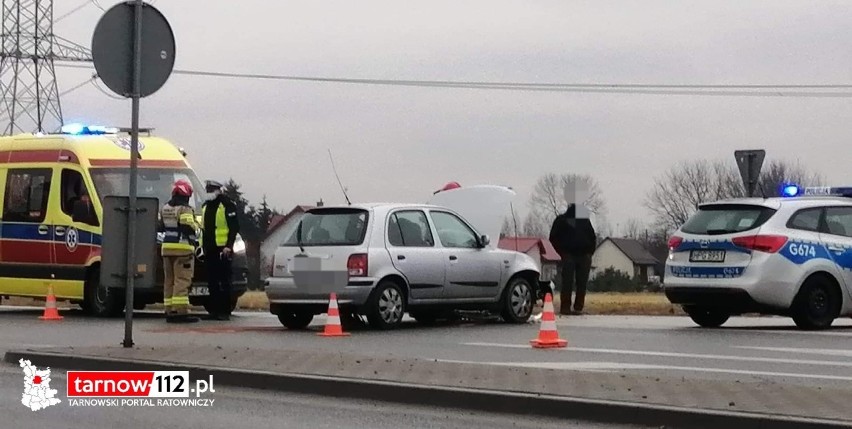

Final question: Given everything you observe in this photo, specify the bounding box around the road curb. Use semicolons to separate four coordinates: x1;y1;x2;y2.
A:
5;349;850;429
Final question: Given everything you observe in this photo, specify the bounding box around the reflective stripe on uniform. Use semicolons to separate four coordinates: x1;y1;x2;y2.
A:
171;296;190;305
162;242;194;252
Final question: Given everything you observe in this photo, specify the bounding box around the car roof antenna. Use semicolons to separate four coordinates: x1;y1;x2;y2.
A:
328;148;352;206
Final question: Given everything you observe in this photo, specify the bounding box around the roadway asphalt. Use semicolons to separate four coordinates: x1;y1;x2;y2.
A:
2;305;852;390
0;364;643;429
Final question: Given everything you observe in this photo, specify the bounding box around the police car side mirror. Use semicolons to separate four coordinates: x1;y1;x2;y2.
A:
479;234;490;247
72;199;98;226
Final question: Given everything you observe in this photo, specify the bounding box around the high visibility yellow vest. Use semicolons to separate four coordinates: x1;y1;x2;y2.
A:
161;204;198;256
202;203;229;247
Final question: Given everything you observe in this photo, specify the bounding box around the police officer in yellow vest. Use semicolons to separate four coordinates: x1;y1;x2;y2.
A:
159;179;201;323
201;180;240;320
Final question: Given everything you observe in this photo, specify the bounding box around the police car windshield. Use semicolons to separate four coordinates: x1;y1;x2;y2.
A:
89;168;206;211
681;204;776;235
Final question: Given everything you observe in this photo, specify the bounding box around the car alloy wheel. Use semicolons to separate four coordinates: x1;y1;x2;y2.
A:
379;287;403;324
511;282;532;318
501;277;533;323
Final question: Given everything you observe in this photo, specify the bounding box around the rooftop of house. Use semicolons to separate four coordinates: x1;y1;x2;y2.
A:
498;236;561;262
601;237;660;265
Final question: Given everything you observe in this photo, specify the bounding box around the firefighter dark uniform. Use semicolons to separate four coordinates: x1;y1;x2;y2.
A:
159;180;200;323
201;180;240;320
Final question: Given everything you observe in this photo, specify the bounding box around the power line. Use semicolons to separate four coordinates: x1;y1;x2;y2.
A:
53;63;852;97
55;0;93;23
0;74;97;125
91;78;125;100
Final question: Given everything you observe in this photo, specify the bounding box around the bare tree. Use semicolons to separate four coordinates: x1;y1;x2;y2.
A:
756;160;824;197
527;173;607;238
522;211;548;237
621;218;645;239
645;158;823;232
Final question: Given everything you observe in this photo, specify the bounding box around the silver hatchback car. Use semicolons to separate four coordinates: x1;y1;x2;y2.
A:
265;186;549;330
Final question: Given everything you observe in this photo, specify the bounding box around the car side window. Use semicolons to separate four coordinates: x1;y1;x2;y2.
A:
823;207;852;238
430;211;478;248
387;210;434;247
2;168;52;223
787;208;822;232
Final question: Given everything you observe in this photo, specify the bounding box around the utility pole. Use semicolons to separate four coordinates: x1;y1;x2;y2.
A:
0;0;91;135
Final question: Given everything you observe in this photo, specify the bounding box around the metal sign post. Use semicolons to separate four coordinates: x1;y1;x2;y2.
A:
123;0;143;349
92;0;175;348
734;150;766;198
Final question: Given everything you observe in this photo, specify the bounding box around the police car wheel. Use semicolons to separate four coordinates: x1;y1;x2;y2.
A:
792;276;840;330
684;306;730;328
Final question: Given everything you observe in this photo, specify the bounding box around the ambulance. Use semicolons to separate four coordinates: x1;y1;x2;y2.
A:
0;124;248;316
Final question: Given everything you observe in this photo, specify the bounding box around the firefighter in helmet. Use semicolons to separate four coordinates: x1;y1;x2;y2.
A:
159;179;201;323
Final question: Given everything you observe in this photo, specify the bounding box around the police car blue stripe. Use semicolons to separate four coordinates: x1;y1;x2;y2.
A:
669;266;746;278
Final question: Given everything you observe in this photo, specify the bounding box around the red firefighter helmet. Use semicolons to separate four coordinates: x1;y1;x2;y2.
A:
172;179;193;197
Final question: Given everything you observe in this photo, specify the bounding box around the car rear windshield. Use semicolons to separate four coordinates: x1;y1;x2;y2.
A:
283;208;369;246
681;204;776;235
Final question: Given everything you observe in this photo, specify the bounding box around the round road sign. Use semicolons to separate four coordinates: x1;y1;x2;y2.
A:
91;2;176;98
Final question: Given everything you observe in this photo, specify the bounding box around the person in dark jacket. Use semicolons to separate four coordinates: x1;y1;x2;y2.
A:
549;204;596;315
201;180;240;320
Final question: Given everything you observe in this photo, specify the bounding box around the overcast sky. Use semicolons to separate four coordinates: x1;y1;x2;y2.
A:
55;0;852;233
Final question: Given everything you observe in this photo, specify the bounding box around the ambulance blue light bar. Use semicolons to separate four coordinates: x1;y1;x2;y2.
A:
60;123;118;135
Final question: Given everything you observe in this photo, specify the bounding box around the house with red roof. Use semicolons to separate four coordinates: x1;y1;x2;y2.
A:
497;236;561;282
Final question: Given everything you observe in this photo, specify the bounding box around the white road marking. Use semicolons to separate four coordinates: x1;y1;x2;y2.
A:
553;320;852;336
736;346;852;358
446;360;852;382
462;342;852;368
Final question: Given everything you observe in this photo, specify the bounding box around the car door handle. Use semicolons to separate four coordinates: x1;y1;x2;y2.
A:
397;255;406;260
449;255;457;261
828;246;844;252
54;226;66;236
37;225;50;235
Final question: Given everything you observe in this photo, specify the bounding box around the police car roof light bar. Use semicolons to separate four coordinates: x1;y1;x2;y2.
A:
802;186;852;198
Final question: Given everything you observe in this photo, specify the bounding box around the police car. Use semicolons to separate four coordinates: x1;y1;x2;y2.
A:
664;185;852;330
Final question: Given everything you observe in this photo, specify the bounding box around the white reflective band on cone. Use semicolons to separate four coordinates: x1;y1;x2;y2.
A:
540;320;557;331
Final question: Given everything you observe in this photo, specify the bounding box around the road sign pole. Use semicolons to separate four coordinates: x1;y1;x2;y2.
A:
92;1;175;348
123;0;144;349
735;150;766;199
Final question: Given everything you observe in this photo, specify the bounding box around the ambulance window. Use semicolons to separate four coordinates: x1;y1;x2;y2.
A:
3;169;52;223
60;169;91;217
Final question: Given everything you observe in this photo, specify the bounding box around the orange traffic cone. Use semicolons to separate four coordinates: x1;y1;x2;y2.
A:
318;293;349;337
39;284;64;321
530;293;566;348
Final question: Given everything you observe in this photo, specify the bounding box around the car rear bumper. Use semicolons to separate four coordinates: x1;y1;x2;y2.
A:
264;276;376;306
664;287;772;314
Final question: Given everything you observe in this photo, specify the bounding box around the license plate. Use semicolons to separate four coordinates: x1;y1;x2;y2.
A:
189;286;209;296
690;250;726;263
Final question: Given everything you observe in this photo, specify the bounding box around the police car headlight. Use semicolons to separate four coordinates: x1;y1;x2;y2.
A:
232;236;246;254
